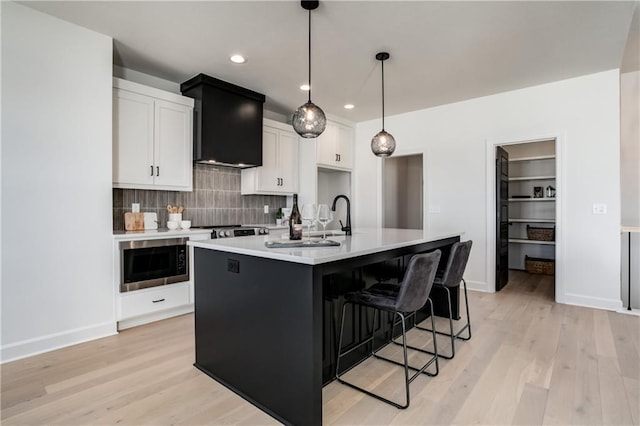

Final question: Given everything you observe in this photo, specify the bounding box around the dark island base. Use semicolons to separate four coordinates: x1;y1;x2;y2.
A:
194;235;459;426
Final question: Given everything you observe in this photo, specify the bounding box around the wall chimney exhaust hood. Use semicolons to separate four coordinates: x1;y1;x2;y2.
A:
180;74;266;168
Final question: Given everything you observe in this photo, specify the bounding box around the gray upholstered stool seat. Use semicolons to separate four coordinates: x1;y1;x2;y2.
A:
335;250;441;409
365;241;473;359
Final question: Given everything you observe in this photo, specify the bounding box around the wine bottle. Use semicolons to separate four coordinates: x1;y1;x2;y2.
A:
289;194;303;240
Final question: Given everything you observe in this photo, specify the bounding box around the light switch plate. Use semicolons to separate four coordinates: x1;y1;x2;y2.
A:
264;205;269;214
592;203;607;214
429;205;441;214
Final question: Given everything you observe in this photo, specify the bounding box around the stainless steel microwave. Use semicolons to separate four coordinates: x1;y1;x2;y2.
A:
119;237;188;292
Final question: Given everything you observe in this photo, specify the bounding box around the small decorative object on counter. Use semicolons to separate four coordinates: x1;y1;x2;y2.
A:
289;194;303;240
124;212;145;231
167;204;184;224
276;208;283;226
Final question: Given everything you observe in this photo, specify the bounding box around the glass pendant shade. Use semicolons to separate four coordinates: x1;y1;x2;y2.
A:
293;0;325;138
292;101;326;138
372;51;395;157
371;130;396;157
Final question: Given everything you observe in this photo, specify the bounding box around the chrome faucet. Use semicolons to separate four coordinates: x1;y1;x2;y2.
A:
331;195;352;236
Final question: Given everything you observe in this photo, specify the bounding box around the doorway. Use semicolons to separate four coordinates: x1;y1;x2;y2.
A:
382;154;423;229
495;140;557;295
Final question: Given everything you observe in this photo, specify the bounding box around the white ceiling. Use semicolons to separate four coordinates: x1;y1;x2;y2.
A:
23;1;639;122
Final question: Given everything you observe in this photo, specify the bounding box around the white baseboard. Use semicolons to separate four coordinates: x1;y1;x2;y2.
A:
1;321;117;364
117;304;193;330
559;293;624;312
466;280;490;293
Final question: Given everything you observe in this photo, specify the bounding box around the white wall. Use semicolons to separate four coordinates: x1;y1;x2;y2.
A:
1;2;115;361
355;70;622;311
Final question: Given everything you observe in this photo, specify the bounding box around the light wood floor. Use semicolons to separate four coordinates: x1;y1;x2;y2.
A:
2;271;638;425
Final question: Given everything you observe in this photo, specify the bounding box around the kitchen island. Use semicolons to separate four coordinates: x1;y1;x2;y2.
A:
190;228;462;426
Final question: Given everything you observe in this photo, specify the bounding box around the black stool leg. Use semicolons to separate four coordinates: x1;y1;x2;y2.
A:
416;280;471;359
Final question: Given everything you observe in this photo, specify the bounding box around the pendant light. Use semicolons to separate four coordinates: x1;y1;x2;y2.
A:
292;0;326;138
371;52;396;157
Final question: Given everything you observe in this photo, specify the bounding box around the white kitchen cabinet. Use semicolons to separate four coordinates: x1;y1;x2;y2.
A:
118;282;190;321
113;230;212;330
241;118;299;195
316;121;353;170
113;78;194;191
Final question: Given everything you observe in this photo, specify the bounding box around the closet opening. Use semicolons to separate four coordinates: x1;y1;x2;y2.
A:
496;139;556;297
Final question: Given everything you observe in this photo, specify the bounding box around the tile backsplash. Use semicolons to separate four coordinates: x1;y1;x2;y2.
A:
113;164;287;230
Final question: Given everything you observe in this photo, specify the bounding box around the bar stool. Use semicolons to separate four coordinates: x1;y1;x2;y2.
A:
417;240;473;359
335;250;441;409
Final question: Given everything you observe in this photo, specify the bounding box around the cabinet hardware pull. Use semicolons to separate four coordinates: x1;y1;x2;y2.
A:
150;165;154;176
152;298;166;303
156;166;159;176
337;154;341;162
335;154;338;162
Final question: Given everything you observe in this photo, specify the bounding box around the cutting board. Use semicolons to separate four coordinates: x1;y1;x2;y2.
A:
124;212;145;231
144;212;158;230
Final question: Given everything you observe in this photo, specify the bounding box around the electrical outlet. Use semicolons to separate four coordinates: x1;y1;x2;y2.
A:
227;259;240;274
592;203;607;214
429;205;441;214
131;203;140;213
264;205;269;214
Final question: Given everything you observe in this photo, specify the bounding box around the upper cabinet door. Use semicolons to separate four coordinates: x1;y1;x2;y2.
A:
315;121;353;171
154;99;193;189
278;129;299;193
255;126;280;192
241;119;299;195
113;89;155;186
316;123;337;167
112;78;194;191
335;124;353;170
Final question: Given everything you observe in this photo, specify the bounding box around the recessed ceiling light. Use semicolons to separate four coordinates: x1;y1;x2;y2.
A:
230;54;246;64
300;84;310;91
344;104;355;110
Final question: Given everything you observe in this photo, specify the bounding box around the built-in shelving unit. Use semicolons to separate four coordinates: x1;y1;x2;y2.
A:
507;150;556;270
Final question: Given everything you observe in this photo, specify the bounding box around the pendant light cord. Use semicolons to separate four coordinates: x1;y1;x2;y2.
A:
308;8;312;103
381;58;385;131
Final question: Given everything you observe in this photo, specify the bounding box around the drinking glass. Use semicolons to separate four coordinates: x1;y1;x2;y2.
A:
316;204;333;239
301;204;317;241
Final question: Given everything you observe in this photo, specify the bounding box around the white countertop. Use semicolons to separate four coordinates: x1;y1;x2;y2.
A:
113;228;212;241
189;228;463;265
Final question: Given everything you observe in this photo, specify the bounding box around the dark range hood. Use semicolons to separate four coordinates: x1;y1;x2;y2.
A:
181;74;265;168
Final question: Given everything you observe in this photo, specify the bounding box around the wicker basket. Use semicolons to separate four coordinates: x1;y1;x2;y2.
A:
527;225;555;241
525;256;555;275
